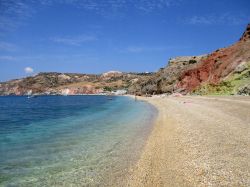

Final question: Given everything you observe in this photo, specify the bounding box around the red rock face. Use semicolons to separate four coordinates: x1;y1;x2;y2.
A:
177;24;250;93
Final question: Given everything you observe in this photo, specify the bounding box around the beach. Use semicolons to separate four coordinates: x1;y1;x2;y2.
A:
127;96;250;186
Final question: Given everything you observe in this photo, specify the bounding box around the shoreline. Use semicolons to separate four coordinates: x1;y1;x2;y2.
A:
127;95;250;186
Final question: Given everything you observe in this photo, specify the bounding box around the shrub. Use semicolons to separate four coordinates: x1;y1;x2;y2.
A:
189;59;197;64
103;86;112;92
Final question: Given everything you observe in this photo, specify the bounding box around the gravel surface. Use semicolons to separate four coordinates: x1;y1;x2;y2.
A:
127;96;250;187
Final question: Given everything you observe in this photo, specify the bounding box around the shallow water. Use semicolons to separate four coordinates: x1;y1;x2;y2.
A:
0;96;156;186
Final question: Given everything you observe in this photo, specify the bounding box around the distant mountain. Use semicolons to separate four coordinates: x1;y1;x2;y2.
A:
0;72;153;95
129;24;250;95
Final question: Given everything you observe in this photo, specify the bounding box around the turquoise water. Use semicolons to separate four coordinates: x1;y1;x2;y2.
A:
0;96;156;186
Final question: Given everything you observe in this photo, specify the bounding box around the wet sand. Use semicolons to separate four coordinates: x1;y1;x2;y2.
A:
127;96;250;186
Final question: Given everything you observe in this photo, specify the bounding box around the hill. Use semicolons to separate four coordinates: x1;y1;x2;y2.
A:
0;72;153;95
129;24;250;96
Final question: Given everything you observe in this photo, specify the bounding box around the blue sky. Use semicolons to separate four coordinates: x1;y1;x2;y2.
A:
0;0;249;81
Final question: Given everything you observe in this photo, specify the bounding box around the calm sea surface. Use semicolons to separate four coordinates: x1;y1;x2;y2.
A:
0;96;156;186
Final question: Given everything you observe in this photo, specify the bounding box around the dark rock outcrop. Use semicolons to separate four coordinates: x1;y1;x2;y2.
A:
237;84;250;95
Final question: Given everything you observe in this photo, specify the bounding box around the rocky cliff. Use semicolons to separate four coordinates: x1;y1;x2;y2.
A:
129;24;250;95
177;24;250;95
128;55;207;95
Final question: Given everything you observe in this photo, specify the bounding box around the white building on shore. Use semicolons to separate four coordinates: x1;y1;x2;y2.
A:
112;89;127;95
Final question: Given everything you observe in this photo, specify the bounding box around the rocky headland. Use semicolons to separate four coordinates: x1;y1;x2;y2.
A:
129;24;250;95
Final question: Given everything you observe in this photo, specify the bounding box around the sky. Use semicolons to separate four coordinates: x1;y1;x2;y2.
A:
0;0;249;81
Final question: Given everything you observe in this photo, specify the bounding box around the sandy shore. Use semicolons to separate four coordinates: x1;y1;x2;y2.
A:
127;96;250;186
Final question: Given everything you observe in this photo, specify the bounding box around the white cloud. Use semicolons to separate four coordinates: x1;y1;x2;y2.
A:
0;55;15;61
127;47;145;53
51;35;97;46
188;16;213;25
0;0;181;32
1;54;99;63
126;46;167;53
186;13;250;25
24;67;34;74
125;45;190;53
0;41;16;51
64;0;179;12
0;0;33;32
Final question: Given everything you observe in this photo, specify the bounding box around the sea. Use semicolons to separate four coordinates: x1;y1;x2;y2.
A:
0;95;157;186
